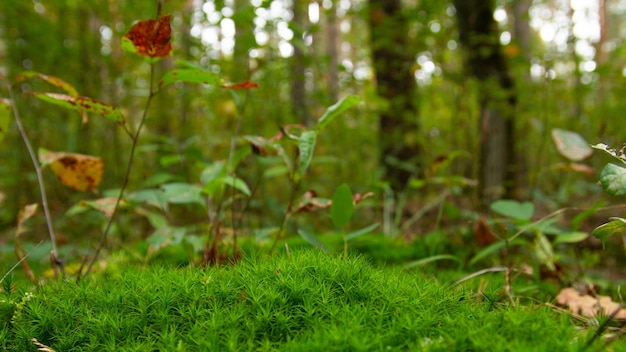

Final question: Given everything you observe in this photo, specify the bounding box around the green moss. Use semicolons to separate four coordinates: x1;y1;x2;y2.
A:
3;251;595;351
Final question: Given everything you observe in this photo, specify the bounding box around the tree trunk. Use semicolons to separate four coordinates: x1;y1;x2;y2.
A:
326;3;339;103
368;0;421;193
454;0;517;207
290;0;311;125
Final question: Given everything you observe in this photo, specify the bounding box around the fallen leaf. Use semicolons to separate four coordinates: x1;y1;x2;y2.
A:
38;148;103;192
556;287;626;320
123;15;172;58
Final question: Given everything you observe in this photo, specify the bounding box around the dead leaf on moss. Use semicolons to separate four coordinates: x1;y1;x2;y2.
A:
556;287;626;319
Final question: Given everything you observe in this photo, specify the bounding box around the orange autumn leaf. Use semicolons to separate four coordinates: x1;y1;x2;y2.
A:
38;148;103;192
123;15;172;58
223;80;259;89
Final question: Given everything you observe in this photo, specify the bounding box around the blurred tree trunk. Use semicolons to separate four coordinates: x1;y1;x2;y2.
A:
326;3;339;103
454;0;517;207
232;0;253;82
368;0;421;193
290;0;311;125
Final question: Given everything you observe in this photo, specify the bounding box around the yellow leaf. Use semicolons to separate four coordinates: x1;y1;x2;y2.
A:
39;148;103;192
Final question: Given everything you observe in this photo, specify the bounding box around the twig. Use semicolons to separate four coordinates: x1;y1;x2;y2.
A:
80;64;157;281
1;76;64;279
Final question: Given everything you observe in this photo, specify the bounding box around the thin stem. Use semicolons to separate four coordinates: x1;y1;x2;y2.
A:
1;76;64;279
80;64;157;281
269;176;301;254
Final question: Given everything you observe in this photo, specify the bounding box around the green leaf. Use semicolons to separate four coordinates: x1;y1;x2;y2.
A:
469;239;527;266
27;92;125;125
592;217;626;247
0;99;11;145
315;95;360;133
297;229;329;253
221;176;251;196
298;130;316;177
552;231;588;245
331;184;354;229
15;71;79;96
158;69;224;90
200;162;226;185
599;163;626;196
147;226;186;250
345;223;379;241
490;200;534;221
592;143;626;165
160;183;206;207
127;189;169;211
551;128;592;161
404;255;461;270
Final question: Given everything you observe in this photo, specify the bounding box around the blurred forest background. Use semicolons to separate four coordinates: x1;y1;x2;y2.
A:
1;0;626;275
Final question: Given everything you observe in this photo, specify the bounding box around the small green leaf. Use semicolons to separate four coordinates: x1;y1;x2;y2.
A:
160;183;206;207
404;255;461;270
592;217;626;248
27;92;125;125
490;200;534;221
552;231;588;245
315;95;360;133
331;184;354;229
551;128;592;161
599;163;626;196
345;223;380;240
222;176;251;196
297;229;329;253
158;69;224;90
298;130;316;177
0;99;11;144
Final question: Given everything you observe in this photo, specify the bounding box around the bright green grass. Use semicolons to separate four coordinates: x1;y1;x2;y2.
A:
0;250;601;351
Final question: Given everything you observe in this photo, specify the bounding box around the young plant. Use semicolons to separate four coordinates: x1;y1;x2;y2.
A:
245;95;361;253
590;143;626;249
330;184;379;256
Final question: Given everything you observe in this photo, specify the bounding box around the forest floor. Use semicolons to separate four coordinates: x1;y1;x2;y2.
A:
2;241;625;351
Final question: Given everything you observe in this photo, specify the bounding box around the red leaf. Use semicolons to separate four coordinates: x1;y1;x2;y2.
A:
222;80;259;89
124;15;172;58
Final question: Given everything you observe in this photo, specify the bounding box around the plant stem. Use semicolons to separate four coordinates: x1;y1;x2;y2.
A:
269;177;301;254
80;64;156;281
1;76;64;279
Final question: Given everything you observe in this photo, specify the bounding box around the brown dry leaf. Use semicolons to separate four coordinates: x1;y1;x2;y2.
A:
39;149;103;192
16;204;38;281
222;80;259;89
293;190;331;213
353;192;374;205
17;203;38;237
473;215;497;246
32;338;57;352
556;287;626;319
124;15;172;58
